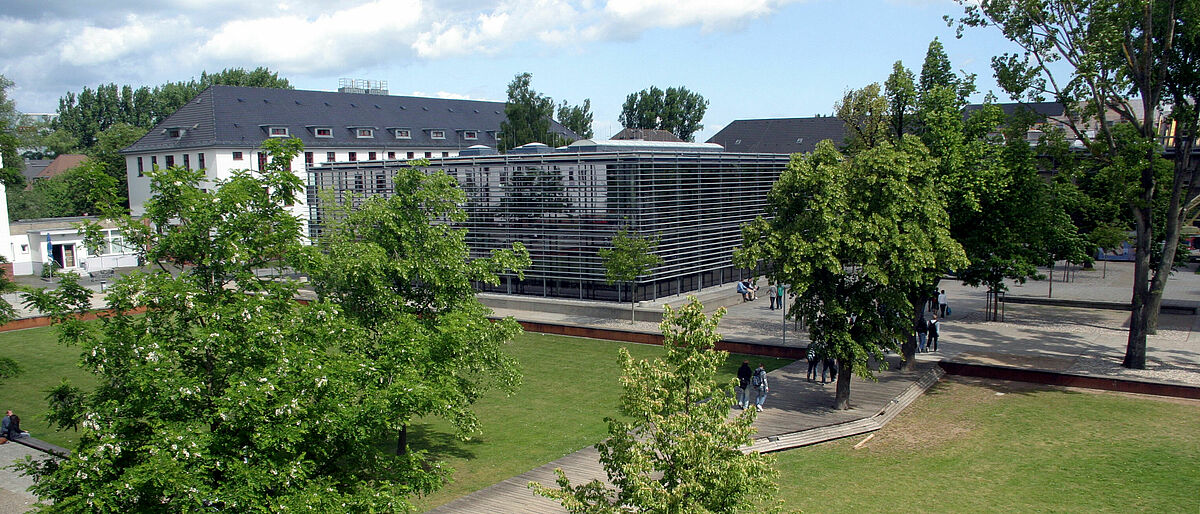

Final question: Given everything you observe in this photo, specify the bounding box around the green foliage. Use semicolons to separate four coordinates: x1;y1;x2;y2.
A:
500;73;567;152
737;138;966;408
558;99;594;139
919;38;976;104
599;230;662;321
0;75;27;187
836;83;890;153
884;62;917;141
87;123;149;207
0;357;20;384
7;159;119;220
17;137;461;511
531;298;777;512
618;86;709;142
43;379;85;432
53;67;291;152
301;162;531;444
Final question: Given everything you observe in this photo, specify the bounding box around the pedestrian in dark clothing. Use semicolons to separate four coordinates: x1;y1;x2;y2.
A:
822;357;837;383
736;361;753;409
5;413;20;440
928;316;940;352
916;316;928;352
806;346;819;382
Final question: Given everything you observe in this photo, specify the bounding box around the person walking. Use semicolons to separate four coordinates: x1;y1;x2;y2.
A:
768;283;778;310
928;316;940;352
736;360;753;409
821;356;838;384
806;345;819;382
916;316;929;353
751;363;769;412
938;289;948;318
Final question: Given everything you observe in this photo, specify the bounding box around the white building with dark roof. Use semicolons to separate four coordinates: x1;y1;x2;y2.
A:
121;85;577;237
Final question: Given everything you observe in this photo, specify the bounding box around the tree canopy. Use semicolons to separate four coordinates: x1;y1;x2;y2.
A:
618;86;709;142
598;230;662;322
558;99;594;139
532;298;776;512
500;73;569;152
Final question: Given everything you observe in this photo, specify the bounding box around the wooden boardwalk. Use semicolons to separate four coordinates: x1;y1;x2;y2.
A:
429;356;940;513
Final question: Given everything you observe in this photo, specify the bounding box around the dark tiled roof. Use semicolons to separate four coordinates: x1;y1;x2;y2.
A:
611;128;683;142
122;85;578;154
706;117;846;155
963;101;1066;119
21;159;52;184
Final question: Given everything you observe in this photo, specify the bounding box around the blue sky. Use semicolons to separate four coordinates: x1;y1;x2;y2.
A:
2;0;1023;142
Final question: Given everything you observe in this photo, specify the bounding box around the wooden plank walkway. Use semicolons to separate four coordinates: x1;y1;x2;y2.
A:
429;355;941;513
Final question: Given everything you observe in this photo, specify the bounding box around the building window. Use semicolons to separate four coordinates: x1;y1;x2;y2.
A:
464;130;478;140
305;152;313;165
269;126;289;137
356;128;374;138
314;127;333;138
165;155;175;168
431;130;446;139
369;151;377;160
137;157;144;177
233;151;243;160
19;244;27;253
198;153;205;170
183;154;190;170
394;129;411;139
326;152;336;162
258;152;267;170
167;128;182;138
387;151;395;159
349;152;357;161
442;152;449;157
407;152;414;159
425;152;432;158
151;156;158;169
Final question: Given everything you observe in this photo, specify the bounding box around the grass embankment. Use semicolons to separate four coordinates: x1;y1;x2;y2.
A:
0;326;96;448
774;378;1200;512
410;332;793;510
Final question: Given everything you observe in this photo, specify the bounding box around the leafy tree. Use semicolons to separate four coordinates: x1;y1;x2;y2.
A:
737;139;966;409
618;86;709;142
500;72;567;152
955;0;1200;368
835;83;890;152
884;62;918;141
8;160;118;220
300;162;531;455
87;122;149;208
918;38;976;104
17;138;458;511
598;230;662;323
531;297;777;512
53;67;291;152
0;75;26;187
558;99;594;139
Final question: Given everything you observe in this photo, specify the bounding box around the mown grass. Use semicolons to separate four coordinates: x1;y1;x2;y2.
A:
410;332;794;510
773;378;1200;512
0;325;96;448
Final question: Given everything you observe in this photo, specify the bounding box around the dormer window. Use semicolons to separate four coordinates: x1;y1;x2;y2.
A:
394;129;411;139
167;128;184;138
269;126;289;137
314;127;333;138
463;130;478;140
431;130;446;139
356;128;374;138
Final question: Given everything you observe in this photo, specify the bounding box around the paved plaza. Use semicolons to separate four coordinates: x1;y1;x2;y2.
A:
0;260;1197;512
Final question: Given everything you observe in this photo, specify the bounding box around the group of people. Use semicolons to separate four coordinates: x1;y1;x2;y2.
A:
736;361;769;411
806;345;838;383
736;280;759;302
1;410;23;442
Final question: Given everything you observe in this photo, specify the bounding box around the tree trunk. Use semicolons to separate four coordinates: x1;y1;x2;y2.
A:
1125;204;1153;369
630;282;636;324
833;359;851;410
397;424;408;456
1145;131;1196;335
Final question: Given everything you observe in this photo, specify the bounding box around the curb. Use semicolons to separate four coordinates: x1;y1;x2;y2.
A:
937;360;1200;399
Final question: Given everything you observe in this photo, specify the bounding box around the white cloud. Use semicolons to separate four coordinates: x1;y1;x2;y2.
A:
601;0;787;33
199;0;424;73
413;0;579;58
408;90;499;101
58;15;183;66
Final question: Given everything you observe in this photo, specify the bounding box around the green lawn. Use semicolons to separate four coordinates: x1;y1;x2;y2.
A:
0;325;97;448
774;378;1200;512
410;332;793;510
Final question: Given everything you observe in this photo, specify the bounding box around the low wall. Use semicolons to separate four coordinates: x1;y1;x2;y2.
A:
512;319;807;360
1003;295;1198;315
938;360;1200;399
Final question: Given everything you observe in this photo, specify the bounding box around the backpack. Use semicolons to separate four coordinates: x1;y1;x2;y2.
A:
751;370;765;388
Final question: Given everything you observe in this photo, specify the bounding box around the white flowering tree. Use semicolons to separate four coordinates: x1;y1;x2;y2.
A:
18;139;457;511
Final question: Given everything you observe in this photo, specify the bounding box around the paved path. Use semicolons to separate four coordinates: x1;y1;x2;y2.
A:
0;442;50;514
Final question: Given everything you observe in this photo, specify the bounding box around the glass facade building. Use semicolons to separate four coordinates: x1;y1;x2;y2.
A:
307;142;790;301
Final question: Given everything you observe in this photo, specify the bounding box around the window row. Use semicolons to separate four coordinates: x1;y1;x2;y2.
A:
136;153;206;177
267;126;477;141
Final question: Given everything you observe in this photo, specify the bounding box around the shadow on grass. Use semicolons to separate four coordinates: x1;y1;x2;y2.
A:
406;422;482;462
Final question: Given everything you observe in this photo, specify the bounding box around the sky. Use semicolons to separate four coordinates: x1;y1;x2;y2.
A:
1;0;1025;142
